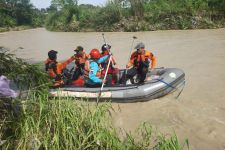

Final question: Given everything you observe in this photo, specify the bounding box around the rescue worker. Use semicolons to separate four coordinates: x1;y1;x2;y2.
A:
45;50;75;87
100;44;119;85
84;48;110;87
121;42;156;84
72;46;89;80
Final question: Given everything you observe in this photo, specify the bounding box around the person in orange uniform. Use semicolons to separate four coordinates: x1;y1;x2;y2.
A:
45;50;75;87
122;42;156;84
100;44;119;85
72;46;89;80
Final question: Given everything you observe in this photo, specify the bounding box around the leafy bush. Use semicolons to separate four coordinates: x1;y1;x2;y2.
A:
0;0;46;29
0;47;51;95
46;6;80;31
0;14;17;27
97;2;122;25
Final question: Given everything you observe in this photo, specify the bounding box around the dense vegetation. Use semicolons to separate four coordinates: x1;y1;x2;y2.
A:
0;48;189;149
1;0;224;32
0;0;46;32
0;47;50;94
45;0;225;32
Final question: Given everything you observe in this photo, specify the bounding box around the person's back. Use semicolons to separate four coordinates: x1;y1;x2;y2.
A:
84;49;109;87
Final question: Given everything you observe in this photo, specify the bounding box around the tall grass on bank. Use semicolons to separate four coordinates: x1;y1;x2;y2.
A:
1;96;189;149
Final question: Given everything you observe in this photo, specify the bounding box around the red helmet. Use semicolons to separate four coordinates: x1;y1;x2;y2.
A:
90;49;101;59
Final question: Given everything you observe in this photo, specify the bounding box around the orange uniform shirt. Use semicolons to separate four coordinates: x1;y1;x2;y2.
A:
45;56;75;78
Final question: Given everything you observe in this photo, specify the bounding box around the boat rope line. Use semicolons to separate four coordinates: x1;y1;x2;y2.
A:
155;78;185;99
155;78;177;89
174;80;185;99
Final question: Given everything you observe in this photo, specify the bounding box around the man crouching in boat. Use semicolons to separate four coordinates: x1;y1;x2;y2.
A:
120;42;156;84
84;49;110;87
72;46;89;80
45;50;75;88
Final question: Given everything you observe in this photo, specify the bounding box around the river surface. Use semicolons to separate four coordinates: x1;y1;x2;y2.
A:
1;28;225;149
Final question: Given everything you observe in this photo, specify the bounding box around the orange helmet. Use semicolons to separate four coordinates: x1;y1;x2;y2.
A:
90;49;101;59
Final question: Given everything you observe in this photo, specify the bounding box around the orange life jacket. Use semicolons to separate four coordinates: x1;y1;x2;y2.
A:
71;77;85;86
45;58;58;78
45;56;75;87
129;49;156;69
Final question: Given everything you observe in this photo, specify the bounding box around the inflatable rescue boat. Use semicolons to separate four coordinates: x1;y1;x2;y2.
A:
49;67;185;102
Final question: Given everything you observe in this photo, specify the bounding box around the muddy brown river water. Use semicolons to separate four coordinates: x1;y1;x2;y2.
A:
1;28;225;149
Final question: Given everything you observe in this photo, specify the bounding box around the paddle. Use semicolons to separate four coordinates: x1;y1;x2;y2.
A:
97;55;112;105
124;36;137;84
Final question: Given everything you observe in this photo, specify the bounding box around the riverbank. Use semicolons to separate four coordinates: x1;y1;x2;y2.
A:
46;15;225;32
0;26;35;33
45;0;225;32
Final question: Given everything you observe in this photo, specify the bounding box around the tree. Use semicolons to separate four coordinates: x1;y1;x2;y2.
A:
0;0;46;27
111;0;144;19
51;0;78;10
14;0;34;25
208;0;225;16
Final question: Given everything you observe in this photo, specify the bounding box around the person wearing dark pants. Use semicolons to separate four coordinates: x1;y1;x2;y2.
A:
120;42;156;84
72;46;89;80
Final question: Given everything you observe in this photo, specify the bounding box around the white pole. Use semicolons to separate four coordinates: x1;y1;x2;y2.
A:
97;55;112;104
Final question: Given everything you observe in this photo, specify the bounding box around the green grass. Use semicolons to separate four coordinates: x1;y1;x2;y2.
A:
0;96;189;150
